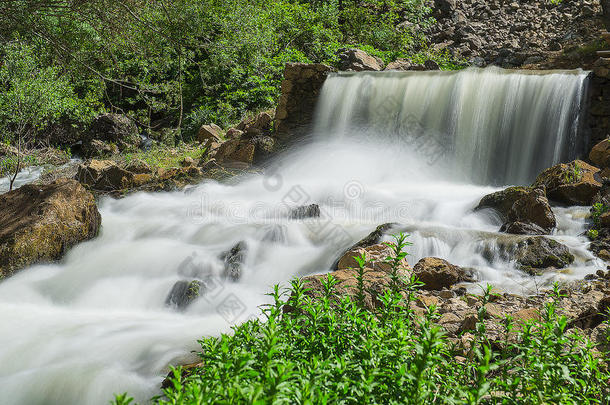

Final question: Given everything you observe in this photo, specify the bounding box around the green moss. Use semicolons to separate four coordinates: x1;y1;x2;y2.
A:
116;145;205;171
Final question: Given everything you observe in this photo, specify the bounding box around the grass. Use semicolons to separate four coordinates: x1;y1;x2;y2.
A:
113;236;610;405
113;144;206;171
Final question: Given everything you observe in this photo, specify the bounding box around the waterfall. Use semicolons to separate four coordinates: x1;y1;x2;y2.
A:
0;67;601;405
314;67;590;185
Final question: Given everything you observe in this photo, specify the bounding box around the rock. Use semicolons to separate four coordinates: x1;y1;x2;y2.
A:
533;160;601;206
433;0;457;17
589;139;610;169
509;236;574;275
337;243;409;274
385;59;413;71
220;241;247;281
331;223;396;270
337;48;384;71
424;60;440;70
81;139;118;158
75;160;135;192
243;111;273;136
511;307;541;323
85;113;139;152
591;323;610;352
290;204;320;219
0;179;101;277
501;188;556;234
225;128;243;139
165;280;201;309
299;243;410;311
124;159;152;174
475;186;531;220
412;257;473;290
214;135;275;167
180;157;196;167
197;124;222;143
274;63;335;145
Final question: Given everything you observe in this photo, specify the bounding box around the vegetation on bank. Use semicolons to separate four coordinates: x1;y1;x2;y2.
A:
113;237;610;405
0;0;458;152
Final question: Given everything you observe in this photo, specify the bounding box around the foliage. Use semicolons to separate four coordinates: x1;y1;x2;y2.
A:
113;238;610;405
0;0;458;145
591;203;609;229
564;161;582;184
0;41;98;146
116;144;205;170
587;228;599;241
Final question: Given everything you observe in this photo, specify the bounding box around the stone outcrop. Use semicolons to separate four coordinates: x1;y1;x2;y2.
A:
74;159;216;194
220;241;247;281
589;58;610;149
165;280;201;310
427;0;601;68
212;135;275;167
533;160;601;206
413;257;473;290
290;204;320;219
331;223;397;270
510;236;574;276
0;179;101;277
83;113;140;154
589;138;610;168
197;124;222;143
337;48;384;71
475;186;530;220
274;63;336;146
478;186;555;235
300;243;410;311
501;187;556;235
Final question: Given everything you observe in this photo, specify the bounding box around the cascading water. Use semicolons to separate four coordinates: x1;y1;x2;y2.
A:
315;67;590;185
0;67;602;405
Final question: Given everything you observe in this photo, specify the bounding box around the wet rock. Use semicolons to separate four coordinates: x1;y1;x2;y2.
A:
475;186;531;220
501;188;556;234
0;179;101;277
511;236;574;275
165;280;202;309
337;48;384;71
290;204;320;219
533;160;601;206
589;139;610;169
331;223;397;270
220;241;247;281
197;124;222;143
84;113;139;152
413;257;473;290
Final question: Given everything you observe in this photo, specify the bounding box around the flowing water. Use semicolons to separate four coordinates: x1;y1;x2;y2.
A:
0;67;602;404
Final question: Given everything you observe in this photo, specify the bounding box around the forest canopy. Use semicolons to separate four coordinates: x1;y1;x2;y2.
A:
0;0;452;146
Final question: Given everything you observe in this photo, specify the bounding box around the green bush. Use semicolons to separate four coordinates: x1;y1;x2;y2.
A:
113;238;610;405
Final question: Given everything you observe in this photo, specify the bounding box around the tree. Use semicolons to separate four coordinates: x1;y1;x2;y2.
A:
0;41;95;190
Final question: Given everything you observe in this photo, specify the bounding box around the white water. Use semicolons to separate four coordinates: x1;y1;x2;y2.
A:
0;166;45;194
0;67;602;404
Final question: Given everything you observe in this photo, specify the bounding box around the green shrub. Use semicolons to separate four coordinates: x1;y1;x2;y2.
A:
113;239;610;405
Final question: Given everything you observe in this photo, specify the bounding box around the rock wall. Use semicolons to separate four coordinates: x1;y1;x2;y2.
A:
273;63;336;148
428;0;603;69
590;59;610;147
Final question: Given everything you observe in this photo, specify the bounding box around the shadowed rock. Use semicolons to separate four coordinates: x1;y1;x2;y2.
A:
165;280;202;310
290;204;320;219
220;241;247;281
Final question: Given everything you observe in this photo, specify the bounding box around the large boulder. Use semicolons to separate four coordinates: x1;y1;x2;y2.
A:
300;243;409;311
385;59;414;71
213;135;274;167
501;188;556;235
0;179;101;277
533;160;601;206
197;124;222;143
84;113;140;152
509;236;574;276
75;160;135;192
220;241;247;281
589;139;610;169
331;223;397;270
237;111;274;136
475;186;531;220
412;257;473;290
337;48;384;71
